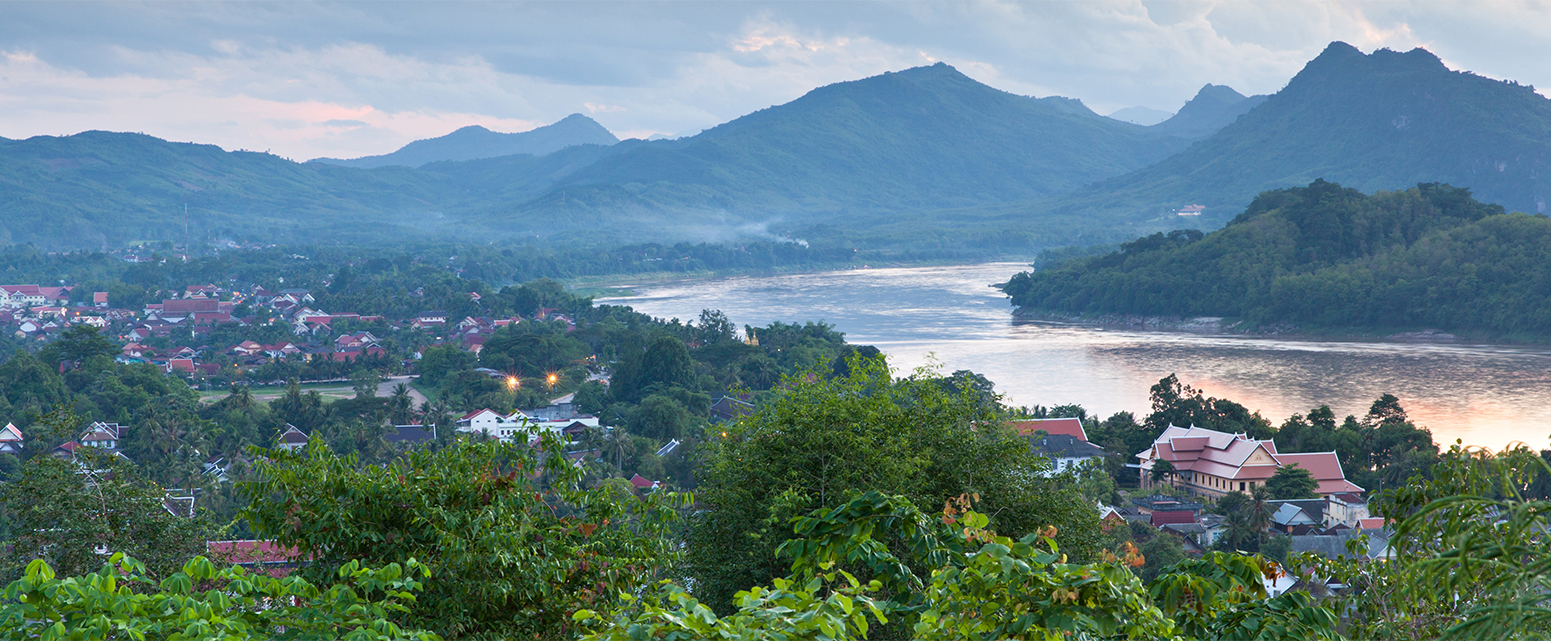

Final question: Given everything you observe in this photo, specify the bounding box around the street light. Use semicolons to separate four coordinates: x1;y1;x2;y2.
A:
546;372;558;389
506;376;519;391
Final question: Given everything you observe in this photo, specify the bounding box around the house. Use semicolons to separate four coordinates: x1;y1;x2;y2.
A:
1027;432;1106;476
203;455;230;482
709;396;755;423
1289;532;1392;561
1270;502;1322;532
1137;425;1363;497
1326;492;1371;528
231;340;264;356
413;311;448;329
0;285;47;308
93;292;108;307
1007;417;1088;441
629;474;662;491
79;422;126;450
263;342;301;358
655;439;681;457
1131;494;1203;516
462;333;489;353
0;422;23;453
275;425;310;452
185;284;223;298
528;393;579;421
1198;513;1228;547
455;408;525;439
158;298;221;318
1151;509;1198;528
278;288;314;303
1177;204;1205;216
167;358;195;374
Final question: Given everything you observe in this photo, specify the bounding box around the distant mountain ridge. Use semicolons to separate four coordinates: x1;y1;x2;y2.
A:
311;113;618;168
488;62;1192;227
1021;42;1551;229
8;43;1551;254
1150;84;1268;139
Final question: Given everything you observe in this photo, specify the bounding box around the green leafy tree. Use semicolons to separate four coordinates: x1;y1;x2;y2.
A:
352;367;383;398
36;324;120;368
687;354;1104;612
1266;465;1320;499
587;491;1338;641
0;413;215;582
240;433;686;639
0;553;440;641
416;345;475;388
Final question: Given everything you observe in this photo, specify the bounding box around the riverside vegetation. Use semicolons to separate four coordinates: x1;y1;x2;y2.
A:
1003;179;1551;340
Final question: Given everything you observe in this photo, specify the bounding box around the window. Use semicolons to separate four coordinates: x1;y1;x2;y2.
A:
1239;482;1246;492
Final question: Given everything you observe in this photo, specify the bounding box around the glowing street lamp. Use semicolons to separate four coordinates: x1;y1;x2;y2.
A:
546;372;558;389
506;376;520;391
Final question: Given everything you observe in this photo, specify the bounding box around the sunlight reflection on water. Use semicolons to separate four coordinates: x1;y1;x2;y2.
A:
601;263;1551;451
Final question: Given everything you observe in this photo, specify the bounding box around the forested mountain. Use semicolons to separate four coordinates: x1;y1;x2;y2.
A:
1002;179;1551;339
1013;42;1551;229
1149;84;1267;139
0;131;462;248
10;44;1551;256
310;114;619;168
490;63;1192;225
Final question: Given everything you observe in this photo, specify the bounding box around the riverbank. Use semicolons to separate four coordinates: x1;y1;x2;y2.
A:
1007;308;1535;346
569;257;1033;298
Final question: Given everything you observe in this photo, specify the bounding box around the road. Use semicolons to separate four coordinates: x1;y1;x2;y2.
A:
376;375;429;406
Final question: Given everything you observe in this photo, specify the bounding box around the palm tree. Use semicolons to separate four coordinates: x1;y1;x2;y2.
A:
389;383;414;425
1249;486;1275;548
603;426;632;471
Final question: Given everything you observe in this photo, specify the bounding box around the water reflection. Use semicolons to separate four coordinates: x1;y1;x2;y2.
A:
601;263;1551;451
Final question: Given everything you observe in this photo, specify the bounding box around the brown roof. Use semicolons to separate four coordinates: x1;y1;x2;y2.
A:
1008;417;1087;441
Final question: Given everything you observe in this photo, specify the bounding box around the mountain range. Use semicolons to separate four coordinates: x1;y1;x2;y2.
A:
310;114;619;168
2;42;1549;254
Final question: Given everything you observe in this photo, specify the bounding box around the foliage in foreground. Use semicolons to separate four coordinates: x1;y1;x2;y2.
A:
240;433;687;639
686;355;1106;613
580;491;1340;640
0;553;439;641
1291;443;1551;640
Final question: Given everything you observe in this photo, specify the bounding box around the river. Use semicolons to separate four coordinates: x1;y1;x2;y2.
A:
599;263;1551;452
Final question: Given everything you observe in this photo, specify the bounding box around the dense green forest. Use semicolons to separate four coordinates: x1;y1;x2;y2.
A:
1003;179;1551;339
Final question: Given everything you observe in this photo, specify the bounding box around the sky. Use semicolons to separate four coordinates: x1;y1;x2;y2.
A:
2;1;1548;162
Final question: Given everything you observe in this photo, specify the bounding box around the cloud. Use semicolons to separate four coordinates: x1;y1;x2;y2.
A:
0;1;1548;159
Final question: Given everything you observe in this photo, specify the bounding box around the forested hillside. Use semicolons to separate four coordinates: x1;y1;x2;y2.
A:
1003;42;1551;230
496;63;1189;221
0;131;462;248
1002;180;1551;339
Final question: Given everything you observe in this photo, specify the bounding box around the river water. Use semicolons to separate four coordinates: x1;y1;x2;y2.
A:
600;263;1551;452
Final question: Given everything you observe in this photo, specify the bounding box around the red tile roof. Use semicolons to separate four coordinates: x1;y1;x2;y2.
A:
1151;510;1198;527
1007;417;1087;441
1139;425;1363;495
